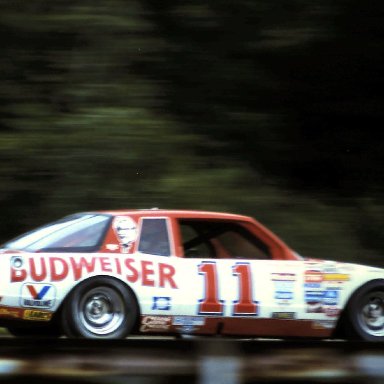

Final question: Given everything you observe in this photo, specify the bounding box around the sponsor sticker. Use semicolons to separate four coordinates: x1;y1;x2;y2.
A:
20;283;56;309
304;282;322;289
312;320;337;330
140;316;172;332
271;273;295;305
323;273;350;282
23;309;52;321
275;291;294;300
152;296;171;311
305;291;324;313
305;270;323;283
305;291;324;302
173;316;205;334
323;289;339;306
272;312;296;320
0;307;23;319
271;273;296;282
323;307;340;317
173;316;205;326
305;287;341;314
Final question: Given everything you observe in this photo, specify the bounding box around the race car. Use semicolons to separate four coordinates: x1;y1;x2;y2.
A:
0;209;383;341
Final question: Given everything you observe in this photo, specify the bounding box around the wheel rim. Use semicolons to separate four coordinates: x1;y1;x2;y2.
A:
357;290;384;337
79;286;125;336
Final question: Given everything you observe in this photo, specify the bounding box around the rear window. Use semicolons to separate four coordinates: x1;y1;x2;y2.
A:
3;214;111;252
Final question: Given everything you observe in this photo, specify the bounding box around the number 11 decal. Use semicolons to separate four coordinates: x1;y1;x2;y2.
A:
198;261;259;316
198;262;224;315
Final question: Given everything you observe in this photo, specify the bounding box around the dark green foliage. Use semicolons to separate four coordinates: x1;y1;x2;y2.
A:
0;0;383;266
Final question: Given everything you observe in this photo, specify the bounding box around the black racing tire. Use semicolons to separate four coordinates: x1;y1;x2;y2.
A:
61;277;138;339
344;280;384;342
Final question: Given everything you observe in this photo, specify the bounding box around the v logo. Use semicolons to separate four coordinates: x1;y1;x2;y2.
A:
27;285;51;300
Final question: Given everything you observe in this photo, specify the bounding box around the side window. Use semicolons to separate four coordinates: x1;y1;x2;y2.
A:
138;218;171;256
181;224;214;258
180;220;270;260
215;230;268;259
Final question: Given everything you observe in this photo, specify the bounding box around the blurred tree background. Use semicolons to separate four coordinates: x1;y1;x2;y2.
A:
1;0;383;266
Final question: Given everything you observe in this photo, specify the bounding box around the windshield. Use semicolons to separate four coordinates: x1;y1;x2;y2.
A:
2;214;111;252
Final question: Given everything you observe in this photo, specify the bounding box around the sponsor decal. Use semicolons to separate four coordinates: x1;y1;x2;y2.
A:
173;316;205;326
140;316;172;332
275;291;293;300
323;273;350;282
305;291;324;313
152;296;171;311
20;283;56;309
23;309;52;321
271;273;296;282
11;257;178;289
173;316;205;334
0;307;23;319
305;270;323;283
323;289;339;306
305;291;324;302
305;290;341;315
304;269;324;313
272;312;296;320
113;216;137;253
312;320;337;330
271;273;295;305
323;307;340;317
304;282;322;289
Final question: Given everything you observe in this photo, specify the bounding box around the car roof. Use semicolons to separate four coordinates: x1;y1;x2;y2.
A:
94;209;255;222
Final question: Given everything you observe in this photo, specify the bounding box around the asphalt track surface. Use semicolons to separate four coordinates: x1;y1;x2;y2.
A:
0;337;383;383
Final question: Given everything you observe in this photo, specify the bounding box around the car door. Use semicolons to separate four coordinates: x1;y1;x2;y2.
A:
170;218;306;336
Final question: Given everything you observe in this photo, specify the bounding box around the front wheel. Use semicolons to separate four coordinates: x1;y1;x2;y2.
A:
345;281;384;341
62;277;138;339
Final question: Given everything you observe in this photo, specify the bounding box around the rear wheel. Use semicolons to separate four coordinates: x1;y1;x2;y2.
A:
62;277;138;339
345;281;384;341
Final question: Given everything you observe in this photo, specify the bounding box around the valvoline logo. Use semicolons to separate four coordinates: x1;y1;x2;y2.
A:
20;283;56;309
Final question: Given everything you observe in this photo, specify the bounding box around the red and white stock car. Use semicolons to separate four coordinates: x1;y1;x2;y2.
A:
0;209;383;340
